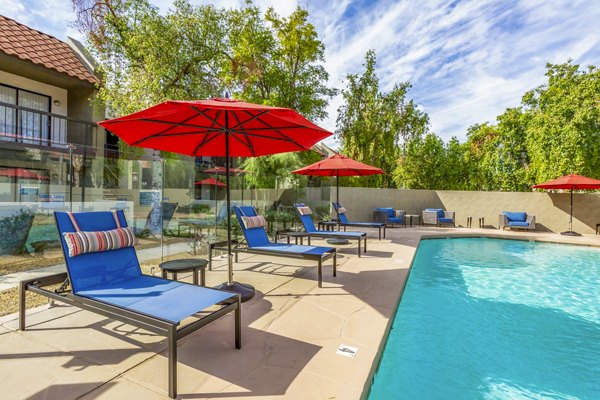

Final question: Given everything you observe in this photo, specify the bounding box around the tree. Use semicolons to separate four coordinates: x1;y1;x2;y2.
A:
225;5;335;121
393;133;446;189
523;61;600;182
336;50;429;187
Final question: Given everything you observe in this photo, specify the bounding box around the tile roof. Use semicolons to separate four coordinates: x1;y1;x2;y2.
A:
0;15;98;85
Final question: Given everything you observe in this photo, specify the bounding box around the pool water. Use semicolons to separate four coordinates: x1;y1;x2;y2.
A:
368;238;600;400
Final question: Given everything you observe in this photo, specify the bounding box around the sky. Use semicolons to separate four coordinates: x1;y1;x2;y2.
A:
2;0;600;148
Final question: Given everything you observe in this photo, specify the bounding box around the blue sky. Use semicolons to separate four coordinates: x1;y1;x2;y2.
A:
2;0;600;148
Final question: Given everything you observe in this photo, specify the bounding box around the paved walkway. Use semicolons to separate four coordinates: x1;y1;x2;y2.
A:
1;227;598;399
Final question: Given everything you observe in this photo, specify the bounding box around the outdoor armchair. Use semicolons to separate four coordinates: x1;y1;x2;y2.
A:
294;203;367;256
226;206;337;287
373;207;406;227
332;202;386;239
422;208;456;227
499;211;536;231
19;210;241;399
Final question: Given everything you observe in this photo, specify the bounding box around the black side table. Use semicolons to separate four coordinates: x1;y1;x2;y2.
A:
159;258;208;286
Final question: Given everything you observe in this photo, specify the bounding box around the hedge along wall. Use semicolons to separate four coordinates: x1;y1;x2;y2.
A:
332;187;600;234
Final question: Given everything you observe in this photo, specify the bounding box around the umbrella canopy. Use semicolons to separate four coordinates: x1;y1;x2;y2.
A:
98;98;331;157
292;154;384;177
292;154;384;221
194;177;226;187
532;174;600;236
99;98;332;301
0;168;49;180
532;174;600;190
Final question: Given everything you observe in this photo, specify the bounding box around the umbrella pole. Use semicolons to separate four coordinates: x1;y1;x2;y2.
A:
570;188;573;232
216;110;255;301
336;172;339;220
561;187;580;236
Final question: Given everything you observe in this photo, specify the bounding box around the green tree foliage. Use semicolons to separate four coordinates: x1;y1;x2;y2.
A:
73;0;334;181
336;50;429;188
397;61;600;191
523;62;600;183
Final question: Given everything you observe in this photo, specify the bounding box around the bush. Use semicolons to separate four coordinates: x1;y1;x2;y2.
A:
191;203;211;214
0;209;35;255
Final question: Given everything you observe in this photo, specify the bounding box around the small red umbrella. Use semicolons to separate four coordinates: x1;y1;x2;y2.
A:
292;153;383;218
194;177;226;187
532;173;600;236
99;98;332;301
0;168;49;180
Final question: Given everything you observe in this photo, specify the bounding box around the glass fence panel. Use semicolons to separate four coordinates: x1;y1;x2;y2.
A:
0;141;333;280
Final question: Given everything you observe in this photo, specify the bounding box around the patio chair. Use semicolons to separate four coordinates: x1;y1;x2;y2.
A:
225;205;337;287
293;203;367;257
499;211;536;231
422;208;455;227
19;210;240;399
332;202;386;239
372;207;406;227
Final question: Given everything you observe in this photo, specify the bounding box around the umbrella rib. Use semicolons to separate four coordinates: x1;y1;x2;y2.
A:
230;112;256;156
131;129;223;145
229;110;269;130
245;111;305;150
129;114;202;144
192;107;226;130
191;131;221;155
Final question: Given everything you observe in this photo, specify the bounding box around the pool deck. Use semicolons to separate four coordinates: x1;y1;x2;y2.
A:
1;226;599;399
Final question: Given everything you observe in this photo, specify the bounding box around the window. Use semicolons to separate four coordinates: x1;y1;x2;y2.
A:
0;84;51;145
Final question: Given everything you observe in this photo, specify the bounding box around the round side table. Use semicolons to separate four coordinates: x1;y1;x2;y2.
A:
159;258;208;286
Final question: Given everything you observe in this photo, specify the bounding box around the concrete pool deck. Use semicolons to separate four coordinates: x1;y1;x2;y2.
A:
1;226;599;399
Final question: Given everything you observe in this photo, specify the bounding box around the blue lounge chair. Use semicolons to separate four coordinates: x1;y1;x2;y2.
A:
19;211;241;399
373;207;406;227
499;211;536;231
218;206;336;288
293;203;367;257
332;202;386;239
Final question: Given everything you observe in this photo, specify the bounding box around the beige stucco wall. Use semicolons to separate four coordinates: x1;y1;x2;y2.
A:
332;187;600;234
0;70;68;116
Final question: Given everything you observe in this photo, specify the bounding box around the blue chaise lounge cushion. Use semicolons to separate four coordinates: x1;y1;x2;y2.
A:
503;212;527;222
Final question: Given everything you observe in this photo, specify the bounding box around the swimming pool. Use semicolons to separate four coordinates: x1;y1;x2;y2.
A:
368;238;600;399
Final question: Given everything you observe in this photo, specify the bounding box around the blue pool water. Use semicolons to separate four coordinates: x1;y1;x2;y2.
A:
369;238;600;400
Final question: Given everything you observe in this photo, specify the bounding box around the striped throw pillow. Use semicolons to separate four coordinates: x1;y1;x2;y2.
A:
297;206;312;215
337;207;347;214
241;215;267;229
63;227;137;257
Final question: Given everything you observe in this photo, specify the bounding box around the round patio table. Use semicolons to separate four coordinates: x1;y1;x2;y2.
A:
159;258;208;286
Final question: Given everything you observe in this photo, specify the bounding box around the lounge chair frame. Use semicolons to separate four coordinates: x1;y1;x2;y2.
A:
293;204;367;256
19;274;240;399
209;239;336;288
332;202;386;239
19;212;241;399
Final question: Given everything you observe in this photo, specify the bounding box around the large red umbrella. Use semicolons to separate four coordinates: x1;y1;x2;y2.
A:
99;98;332;301
292;153;383;218
0;168;49;180
532;174;600;236
194;177;226;187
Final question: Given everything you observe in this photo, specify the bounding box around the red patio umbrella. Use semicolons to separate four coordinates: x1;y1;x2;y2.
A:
99;98;332;301
194;177;226;187
292;153;384;218
532;173;600;236
0;168;49;180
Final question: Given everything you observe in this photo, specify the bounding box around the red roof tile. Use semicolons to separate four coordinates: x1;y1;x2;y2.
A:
0;15;98;85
